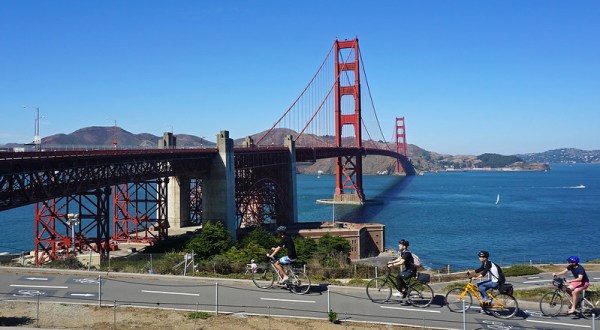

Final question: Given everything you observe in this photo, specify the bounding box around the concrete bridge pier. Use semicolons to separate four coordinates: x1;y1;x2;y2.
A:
202;130;237;239
160;132;193;229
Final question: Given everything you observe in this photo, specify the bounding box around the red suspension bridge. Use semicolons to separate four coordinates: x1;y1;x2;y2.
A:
0;38;414;264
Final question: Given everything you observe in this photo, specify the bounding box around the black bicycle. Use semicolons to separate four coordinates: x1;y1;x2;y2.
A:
366;267;434;307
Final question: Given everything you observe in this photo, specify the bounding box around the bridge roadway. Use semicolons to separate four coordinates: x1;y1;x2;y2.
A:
0;145;412;211
1;266;598;329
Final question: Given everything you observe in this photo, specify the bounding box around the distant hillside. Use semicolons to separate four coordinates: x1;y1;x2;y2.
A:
518;148;600;164
1;126;563;173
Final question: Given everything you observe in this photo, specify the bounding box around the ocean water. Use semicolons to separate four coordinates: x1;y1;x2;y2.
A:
2;164;598;270
297;163;600;270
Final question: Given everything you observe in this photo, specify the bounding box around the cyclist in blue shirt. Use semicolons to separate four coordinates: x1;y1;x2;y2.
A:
469;250;503;303
553;256;590;315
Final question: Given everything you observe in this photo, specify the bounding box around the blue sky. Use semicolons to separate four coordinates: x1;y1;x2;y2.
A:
1;1;598;155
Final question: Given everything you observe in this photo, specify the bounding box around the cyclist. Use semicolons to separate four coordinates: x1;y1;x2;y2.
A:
553;256;590;315
267;226;297;284
387;239;415;300
469;250;503;303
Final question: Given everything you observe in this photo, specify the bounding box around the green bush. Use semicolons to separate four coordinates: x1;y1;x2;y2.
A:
502;264;541;277
328;309;338;323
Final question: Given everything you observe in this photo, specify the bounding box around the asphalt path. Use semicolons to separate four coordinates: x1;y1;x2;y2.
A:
1;267;599;329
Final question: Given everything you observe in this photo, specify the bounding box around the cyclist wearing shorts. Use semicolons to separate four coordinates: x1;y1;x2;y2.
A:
553;256;590;315
268;226;297;283
470;250;502;303
387;239;415;300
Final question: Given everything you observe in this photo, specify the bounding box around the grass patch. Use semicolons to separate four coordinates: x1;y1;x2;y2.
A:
346;278;369;287
188;311;212;320
503;264;541;277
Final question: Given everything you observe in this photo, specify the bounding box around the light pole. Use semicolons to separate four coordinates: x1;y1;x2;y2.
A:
200;136;205;148
67;213;80;254
23;106;41;150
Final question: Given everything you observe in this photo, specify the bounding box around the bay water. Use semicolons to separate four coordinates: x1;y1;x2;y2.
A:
2;163;598;271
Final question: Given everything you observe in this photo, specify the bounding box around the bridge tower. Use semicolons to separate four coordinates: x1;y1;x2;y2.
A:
395;117;407;174
333;38;364;203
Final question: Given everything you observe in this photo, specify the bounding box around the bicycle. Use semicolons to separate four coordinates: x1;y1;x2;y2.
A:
539;277;600;319
445;274;519;318
252;256;311;294
365;266;434;307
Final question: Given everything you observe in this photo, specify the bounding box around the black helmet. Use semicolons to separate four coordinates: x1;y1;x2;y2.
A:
399;239;409;247
276;226;287;233
477;250;490;258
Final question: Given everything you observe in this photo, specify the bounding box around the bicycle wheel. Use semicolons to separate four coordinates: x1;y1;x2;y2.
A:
407;282;434;308
252;267;275;289
366;278;393;303
539;291;564;316
580;298;600;320
289;272;311;295
490;293;518;319
445;288;472;312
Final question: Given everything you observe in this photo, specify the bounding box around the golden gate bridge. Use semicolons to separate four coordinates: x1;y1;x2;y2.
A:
0;38;414;264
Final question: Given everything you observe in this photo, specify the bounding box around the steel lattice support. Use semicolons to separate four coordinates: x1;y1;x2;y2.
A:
34;188;111;265
395;117;408;174
234;150;291;228
189;178;203;225
112;179;169;243
334;38;364;202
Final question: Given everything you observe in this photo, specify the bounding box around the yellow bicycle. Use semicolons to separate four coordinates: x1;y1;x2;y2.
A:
445;275;518;318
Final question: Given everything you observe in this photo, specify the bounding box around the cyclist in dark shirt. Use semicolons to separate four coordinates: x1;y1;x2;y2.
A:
553;256;590;314
387;239;415;300
268;226;297;283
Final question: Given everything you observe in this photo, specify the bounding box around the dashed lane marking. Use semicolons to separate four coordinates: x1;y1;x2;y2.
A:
380;306;440;313
260;298;316;304
141;290;199;297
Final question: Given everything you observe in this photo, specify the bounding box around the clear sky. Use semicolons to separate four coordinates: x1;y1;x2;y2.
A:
1;1;598;155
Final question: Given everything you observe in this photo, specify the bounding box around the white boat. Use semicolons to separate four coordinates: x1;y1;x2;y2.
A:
575;184;586;189
495;194;500;205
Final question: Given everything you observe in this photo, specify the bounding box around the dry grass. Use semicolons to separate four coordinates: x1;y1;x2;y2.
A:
0;301;419;329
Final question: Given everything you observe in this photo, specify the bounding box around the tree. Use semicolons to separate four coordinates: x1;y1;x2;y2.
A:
186;221;234;259
239;227;278;250
294;237;318;265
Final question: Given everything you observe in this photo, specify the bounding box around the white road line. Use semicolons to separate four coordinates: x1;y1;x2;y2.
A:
526;319;590;328
260;298;316;304
70;293;95;297
141;290;199;297
522;279;552;284
25;277;49;281
10;284;68;289
380;306;440;313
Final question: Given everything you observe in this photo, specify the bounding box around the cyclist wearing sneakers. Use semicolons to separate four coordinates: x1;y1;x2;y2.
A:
469;250;502;303
387;239;416;300
553;256;590;315
267;226;297;283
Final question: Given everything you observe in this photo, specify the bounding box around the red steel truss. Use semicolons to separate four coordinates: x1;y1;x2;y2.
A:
189;178;203;225
334;38;364;202
234;149;292;228
34;188;111;265
395;117;408;174
112;179;169;243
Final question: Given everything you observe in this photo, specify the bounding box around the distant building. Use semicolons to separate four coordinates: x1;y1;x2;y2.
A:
283;222;385;260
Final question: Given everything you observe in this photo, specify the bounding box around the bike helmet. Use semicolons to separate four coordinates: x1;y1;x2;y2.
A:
276;226;287;233
567;256;580;264
398;239;409;247
477;250;490;258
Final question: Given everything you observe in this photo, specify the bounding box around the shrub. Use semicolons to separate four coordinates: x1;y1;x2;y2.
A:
502;264;541;277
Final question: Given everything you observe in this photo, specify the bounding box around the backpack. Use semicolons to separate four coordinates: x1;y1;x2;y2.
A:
490;261;505;286
411;252;423;270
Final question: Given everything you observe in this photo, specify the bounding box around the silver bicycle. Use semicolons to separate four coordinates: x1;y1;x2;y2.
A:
252;256;311;294
539;277;600;319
